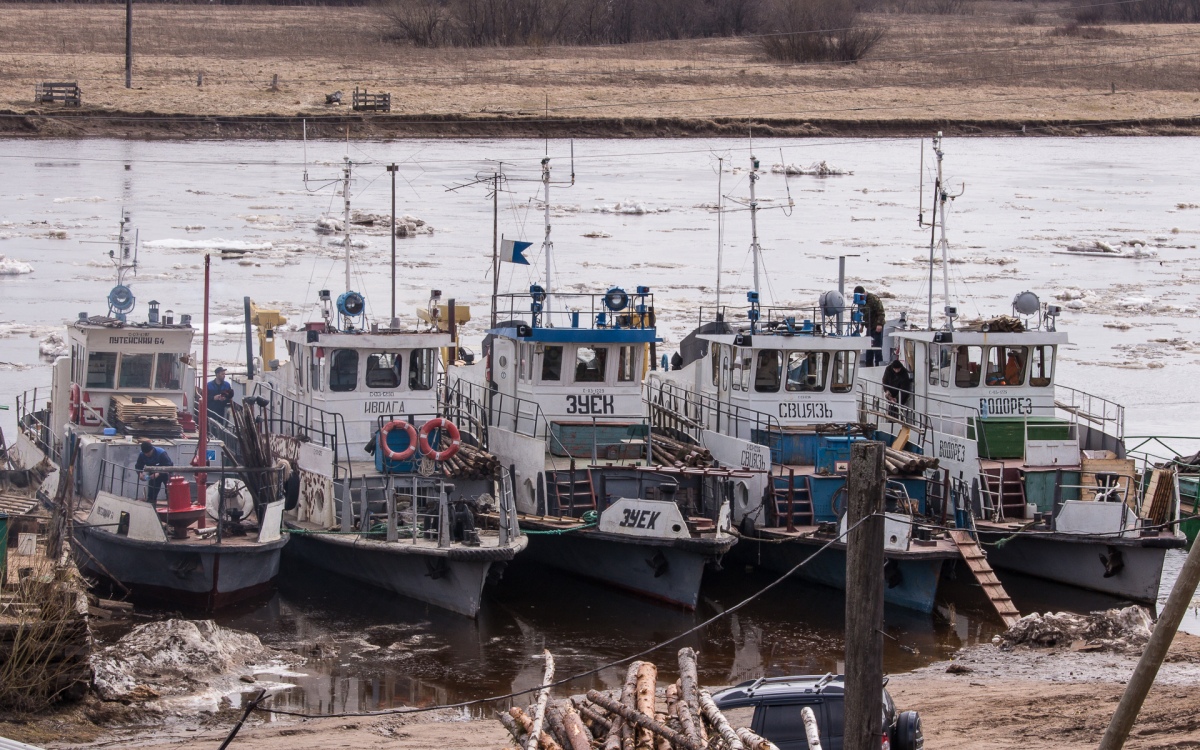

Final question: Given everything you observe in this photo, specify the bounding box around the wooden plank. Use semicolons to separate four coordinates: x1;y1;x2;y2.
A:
950;529;1021;629
891;427;910;451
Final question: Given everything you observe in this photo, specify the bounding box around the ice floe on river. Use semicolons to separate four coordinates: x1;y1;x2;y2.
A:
144;239;274;252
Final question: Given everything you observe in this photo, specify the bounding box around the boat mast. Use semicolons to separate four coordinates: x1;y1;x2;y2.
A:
716;156;724;312
342;157;353;294
749;153;761;295
541;156;552;319
934;135;951;323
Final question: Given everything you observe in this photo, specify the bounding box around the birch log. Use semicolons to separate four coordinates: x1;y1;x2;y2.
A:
677;648;705;744
585;690;704;750
560;702;594;750
526;650;556;750
634;661;658;750
699;689;745;750
736;726;783;750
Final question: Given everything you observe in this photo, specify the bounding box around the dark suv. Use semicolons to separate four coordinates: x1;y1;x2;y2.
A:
711;674;922;750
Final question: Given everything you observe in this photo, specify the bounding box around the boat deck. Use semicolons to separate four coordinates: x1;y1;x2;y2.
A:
516;512;727;538
755;524;962;559
72;504;272;548
286;517;514;550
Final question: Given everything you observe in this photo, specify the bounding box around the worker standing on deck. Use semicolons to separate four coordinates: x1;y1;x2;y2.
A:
882;359;913;420
135;440;173;503
206;366;235;422
855;285;886;366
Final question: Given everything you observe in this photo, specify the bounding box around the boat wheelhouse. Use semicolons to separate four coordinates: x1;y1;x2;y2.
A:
648;292;960;613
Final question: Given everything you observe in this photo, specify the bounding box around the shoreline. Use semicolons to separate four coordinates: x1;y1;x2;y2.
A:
5;634;1200;749
2;110;1199;140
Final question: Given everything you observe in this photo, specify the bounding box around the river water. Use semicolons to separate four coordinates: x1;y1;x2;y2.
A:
1;136;1198;713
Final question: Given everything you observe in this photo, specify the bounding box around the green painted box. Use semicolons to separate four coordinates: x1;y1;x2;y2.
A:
970;417;1072;460
1024;469;1081;513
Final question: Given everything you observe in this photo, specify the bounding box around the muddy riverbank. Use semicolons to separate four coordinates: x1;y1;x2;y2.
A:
5;630;1200;749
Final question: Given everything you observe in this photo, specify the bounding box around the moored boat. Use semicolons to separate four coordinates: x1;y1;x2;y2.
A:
857;134;1185;603
14;214;286;609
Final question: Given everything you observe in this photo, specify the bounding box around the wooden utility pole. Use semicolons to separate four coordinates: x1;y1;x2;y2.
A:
124;0;133;89
1099;532;1200;749
844;440;886;750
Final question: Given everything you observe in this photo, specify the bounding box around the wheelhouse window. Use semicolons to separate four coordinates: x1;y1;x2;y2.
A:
710;344;720;386
154;353;182;389
995;345;1027;386
617;345;637;382
86;351;118;389
541;345;563;382
366;353;402;389
309;349;324;391
329;349;359;392
754;349;782;393
785;351;827;392
732;350;752;392
574;346;607;383
955;346;982;388
409;348;434;390
1030;345;1054;387
118;353;153;389
831;350;856;393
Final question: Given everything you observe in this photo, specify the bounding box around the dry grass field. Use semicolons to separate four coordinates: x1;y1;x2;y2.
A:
0;2;1198;136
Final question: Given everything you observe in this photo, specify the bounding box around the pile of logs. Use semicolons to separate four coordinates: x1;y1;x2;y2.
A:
649;432;713;468
500;648;778;750
885;447;938;475
440;439;500;481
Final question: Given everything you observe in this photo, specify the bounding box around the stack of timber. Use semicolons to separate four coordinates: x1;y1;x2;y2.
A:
439;436;500;480
109;395;182;438
885;447;939;475
0;552;93;709
650;431;713;468
499;647;778;750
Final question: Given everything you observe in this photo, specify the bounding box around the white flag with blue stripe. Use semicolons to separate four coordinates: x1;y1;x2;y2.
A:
501;238;532;265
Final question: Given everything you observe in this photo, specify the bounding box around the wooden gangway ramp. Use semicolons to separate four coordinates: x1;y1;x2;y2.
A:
950;529;1022;629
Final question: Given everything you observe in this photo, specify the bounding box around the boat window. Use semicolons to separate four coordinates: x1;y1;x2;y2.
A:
574;346;607;383
366;353;402;389
710;344;721;386
309;349;323;391
154;353;182;389
927;344;951;387
297;351;305;389
118;353;153;389
516;343;527;382
831;350;856;393
617;345;637;382
785;351;827;392
329;349;358;392
86;351;118;389
995;345;1027;386
541;345;563;382
754;349;782;393
955;346;982;388
1030;344;1054;387
409;348;435;390
904;340;916;371
984;346;1028;386
732;350;752;392
70;345;77;382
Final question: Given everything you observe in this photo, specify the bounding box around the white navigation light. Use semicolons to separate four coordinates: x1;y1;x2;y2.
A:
1013;291;1041;316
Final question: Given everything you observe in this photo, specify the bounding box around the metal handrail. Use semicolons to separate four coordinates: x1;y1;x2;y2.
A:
645;376;784;444
250;381;355;483
495;290;656;331
1055;382;1125;441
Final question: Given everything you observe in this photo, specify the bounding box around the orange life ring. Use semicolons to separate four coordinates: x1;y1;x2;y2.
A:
69;383;82;424
418;418;461;462
379;420;418;461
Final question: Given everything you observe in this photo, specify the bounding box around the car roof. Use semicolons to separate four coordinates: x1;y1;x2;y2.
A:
711;674;846;707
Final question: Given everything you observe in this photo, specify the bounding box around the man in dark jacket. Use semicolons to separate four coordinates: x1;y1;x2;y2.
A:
207;367;235;421
882;359;913;420
855;285;886;366
135;439;174;503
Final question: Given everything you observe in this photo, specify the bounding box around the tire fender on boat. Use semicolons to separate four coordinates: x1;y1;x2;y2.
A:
379;420;419;461
418;418;461;462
